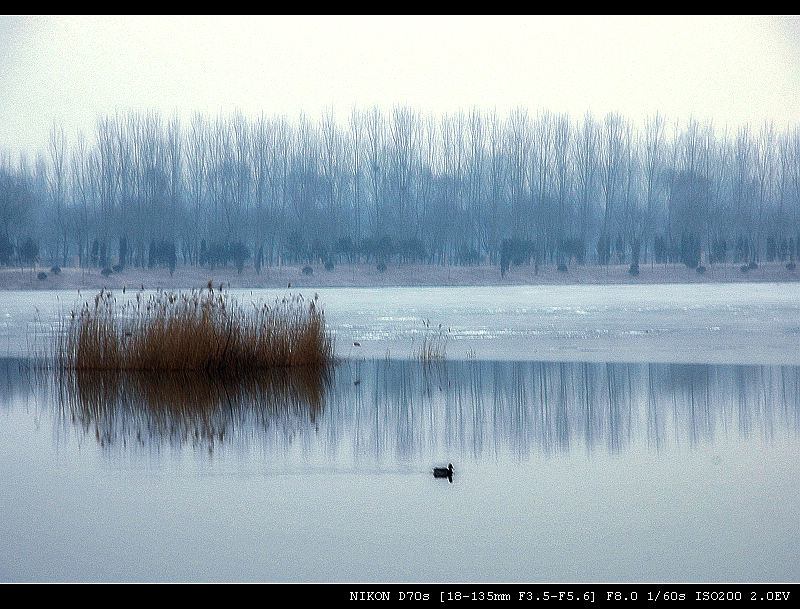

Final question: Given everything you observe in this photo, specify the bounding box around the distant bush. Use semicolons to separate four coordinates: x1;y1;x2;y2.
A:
148;239;177;275
101;267;113;277
37;271;47;281
766;236;781;262
19;237;38;267
230;241;250;275
653;235;668;264
360;235;395;264
302;266;313;276
324;261;334;272
557;263;568;272
500;238;536;277
787;262;796;271
680;232;701;269
335;237;354;263
628;263;639;276
630;239;641;268
0;235;13;265
711;238;727;263
596;234;611;265
696;265;706;274
201;241;232;269
558;237;585;264
376;262;387;272
735;236;750;263
99;242;108;269
112;264;123;273
119;236;128;269
50;265;61;275
456;245;481;266
748;261;758;270
740;264;749;273
254;245;264;275
397;238;426;264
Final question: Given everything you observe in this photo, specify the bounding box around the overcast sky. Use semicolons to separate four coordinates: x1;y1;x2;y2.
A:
1;14;799;159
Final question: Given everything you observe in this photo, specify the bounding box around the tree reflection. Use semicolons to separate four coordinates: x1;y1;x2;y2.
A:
1;357;798;459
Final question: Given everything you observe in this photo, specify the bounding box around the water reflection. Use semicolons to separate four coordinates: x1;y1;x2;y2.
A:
60;366;331;450
333;360;800;460
1;358;798;458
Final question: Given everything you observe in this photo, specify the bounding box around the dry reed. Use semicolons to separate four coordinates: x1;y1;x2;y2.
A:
414;319;449;362
53;283;334;372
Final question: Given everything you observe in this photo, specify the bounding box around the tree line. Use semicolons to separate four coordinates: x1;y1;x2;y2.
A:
1;107;799;274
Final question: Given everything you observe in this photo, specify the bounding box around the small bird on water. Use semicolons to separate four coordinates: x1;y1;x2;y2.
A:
433;463;454;482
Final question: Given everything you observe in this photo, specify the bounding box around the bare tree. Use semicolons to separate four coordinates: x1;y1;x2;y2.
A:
506;108;531;240
6;105;800;275
531;110;554;260
187;112;209;264
485;110;506;264
365;106;385;239
388;105;420;242
754;121;777;259
349;107;365;250
732;125;755;261
641;113;665;262
69;131;94;267
599;112;626;264
552;113;572;263
466;107;486;259
48;122;68;265
166;115;184;248
574;112;599;256
320;108;346;254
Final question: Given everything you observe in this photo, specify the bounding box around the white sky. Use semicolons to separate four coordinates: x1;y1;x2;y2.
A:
1;14;799;159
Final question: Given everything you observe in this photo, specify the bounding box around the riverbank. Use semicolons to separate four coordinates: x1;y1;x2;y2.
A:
1;260;798;291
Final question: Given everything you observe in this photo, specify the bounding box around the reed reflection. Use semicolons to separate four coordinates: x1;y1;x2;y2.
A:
54;365;330;449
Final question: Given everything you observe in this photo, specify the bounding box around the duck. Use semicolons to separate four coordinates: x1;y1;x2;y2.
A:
433;463;454;481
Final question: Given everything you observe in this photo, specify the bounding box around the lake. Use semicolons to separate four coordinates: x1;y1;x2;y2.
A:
3;282;800;364
1;284;799;582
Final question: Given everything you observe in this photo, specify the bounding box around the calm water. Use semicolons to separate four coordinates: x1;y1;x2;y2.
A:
1;356;799;582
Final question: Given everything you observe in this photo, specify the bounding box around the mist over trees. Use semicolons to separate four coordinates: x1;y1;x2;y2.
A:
1;107;799;272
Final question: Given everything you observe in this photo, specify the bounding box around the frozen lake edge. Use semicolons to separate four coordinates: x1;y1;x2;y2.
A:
1;281;799;366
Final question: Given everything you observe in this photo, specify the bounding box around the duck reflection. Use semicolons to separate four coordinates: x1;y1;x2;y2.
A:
433;463;454;482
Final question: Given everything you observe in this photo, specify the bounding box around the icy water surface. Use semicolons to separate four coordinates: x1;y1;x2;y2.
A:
1;357;799;582
2;283;800;364
1;283;799;582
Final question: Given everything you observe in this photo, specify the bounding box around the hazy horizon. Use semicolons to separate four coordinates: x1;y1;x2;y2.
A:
2;15;800;160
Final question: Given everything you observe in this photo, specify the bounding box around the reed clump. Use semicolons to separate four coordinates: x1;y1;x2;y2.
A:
414;319;449;362
54;283;334;372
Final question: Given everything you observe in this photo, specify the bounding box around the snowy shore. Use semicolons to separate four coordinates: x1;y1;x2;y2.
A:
2;260;798;291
